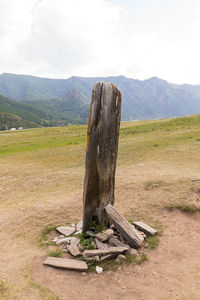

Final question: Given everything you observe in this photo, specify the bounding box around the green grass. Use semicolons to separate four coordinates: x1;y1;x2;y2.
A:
144;181;164;190
76;233;96;250
1;114;200;158
126;217;163;250
127;217;134;224
166;203;200;213
136;252;148;264
144;219;163;250
145;235;160;250
86;252;148;272
120;114;200;136
0;127;86;156
0;281;8;296
47;249;62;257
89;220;107;233
28;277;59;300
2;113;200;298
39;226;57;248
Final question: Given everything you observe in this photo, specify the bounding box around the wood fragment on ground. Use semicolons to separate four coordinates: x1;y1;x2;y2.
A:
105;204;144;248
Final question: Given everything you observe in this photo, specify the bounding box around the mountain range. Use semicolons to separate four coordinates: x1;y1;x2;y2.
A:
1;72;200;130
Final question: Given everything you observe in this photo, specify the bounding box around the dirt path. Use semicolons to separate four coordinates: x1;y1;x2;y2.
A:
32;210;200;300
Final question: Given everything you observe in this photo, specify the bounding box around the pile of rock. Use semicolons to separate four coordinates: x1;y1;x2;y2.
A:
43;204;157;273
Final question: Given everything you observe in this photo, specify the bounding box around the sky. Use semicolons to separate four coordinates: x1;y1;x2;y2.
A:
0;0;200;84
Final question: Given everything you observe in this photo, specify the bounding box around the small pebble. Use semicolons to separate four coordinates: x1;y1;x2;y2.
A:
96;266;103;274
51;237;60;243
74;230;82;235
86;230;95;237
130;249;137;255
115;254;126;262
62;249;68;253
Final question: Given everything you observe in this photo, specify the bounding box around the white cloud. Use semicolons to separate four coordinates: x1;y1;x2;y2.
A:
0;0;122;78
0;0;200;84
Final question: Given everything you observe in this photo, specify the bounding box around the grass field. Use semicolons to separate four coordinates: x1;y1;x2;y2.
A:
1;115;200;299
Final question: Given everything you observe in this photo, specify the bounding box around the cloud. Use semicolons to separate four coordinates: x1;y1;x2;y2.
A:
0;0;200;84
0;0;122;78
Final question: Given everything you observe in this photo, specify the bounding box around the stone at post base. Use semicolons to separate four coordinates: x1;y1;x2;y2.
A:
82;81;121;232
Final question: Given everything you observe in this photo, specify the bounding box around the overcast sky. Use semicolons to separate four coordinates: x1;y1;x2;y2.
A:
0;0;200;84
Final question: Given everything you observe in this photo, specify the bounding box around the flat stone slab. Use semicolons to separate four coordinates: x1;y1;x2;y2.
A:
86;230;96;237
43;257;88;271
133;222;157;236
66;237;81;257
108;237;129;248
95;238;109;250
95;229;114;242
67;244;81;257
70;237;80;246
56;226;75;236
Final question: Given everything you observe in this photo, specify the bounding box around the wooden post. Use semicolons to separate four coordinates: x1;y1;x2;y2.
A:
82;82;121;232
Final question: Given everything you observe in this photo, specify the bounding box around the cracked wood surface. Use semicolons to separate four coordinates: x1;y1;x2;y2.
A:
105;204;144;248
82;82;121;232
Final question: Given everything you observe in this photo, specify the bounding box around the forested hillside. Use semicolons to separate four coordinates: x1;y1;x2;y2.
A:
0;94;53;126
1;73;200;123
0;112;40;130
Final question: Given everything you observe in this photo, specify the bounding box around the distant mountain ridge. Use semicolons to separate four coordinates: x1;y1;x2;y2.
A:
1;73;200;126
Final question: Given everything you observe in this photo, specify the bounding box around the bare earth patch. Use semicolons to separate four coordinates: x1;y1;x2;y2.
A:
31;210;200;300
1;122;200;299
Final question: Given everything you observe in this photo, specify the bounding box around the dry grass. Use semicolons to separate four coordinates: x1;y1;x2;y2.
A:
1;115;200;298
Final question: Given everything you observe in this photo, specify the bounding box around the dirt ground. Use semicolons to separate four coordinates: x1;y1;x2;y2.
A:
1;125;200;299
1;195;200;300
32;210;200;300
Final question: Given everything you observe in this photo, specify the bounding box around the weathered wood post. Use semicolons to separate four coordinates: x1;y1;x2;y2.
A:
82;81;121;232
